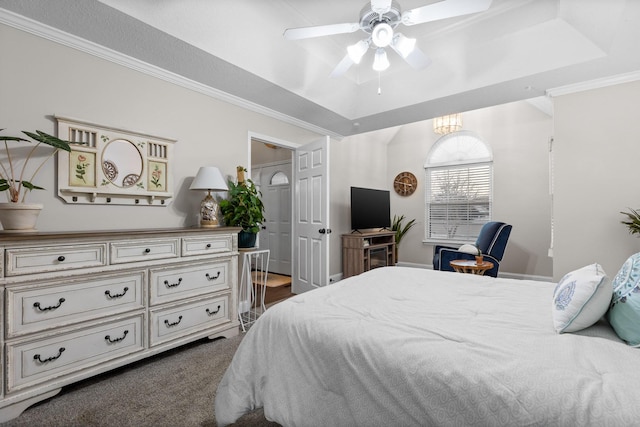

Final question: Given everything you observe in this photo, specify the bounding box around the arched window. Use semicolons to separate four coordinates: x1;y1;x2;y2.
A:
424;131;493;243
270;171;289;186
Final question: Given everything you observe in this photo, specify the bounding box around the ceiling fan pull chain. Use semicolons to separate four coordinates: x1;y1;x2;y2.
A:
378;72;382;95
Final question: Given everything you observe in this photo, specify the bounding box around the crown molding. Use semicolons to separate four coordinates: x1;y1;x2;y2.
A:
546;70;640;97
0;8;342;139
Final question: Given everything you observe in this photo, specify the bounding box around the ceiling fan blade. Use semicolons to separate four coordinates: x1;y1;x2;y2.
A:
330;54;356;78
284;22;360;40
397;45;432;69
402;0;492;26
371;0;393;15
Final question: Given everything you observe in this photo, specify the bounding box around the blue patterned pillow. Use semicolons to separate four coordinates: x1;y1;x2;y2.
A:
607;253;640;346
552;263;611;333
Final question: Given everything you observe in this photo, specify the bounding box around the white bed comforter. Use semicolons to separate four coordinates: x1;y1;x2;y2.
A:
215;267;640;426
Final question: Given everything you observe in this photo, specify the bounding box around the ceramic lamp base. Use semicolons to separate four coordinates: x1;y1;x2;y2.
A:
199;192;220;228
200;219;220;228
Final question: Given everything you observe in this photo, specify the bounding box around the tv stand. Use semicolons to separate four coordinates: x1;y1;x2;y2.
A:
342;231;396;278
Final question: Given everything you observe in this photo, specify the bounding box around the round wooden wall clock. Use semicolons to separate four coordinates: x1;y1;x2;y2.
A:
393;171;417;196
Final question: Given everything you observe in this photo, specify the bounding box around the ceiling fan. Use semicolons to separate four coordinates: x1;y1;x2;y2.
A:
284;0;493;77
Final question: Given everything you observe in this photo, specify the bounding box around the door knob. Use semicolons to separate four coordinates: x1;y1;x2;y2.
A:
319;228;326;234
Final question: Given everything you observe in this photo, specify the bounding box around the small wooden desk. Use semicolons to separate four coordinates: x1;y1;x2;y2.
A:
450;259;494;275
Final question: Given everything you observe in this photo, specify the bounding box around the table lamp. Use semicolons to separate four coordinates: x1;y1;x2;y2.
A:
189;166;228;227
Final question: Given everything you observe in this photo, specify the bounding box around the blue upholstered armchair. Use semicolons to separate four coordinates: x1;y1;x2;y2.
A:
432;221;512;277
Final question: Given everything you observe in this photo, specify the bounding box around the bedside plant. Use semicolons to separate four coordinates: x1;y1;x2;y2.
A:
621;208;640;236
474;244;483;265
0;129;72;231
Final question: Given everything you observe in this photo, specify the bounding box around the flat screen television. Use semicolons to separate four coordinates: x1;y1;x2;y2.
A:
350;186;391;231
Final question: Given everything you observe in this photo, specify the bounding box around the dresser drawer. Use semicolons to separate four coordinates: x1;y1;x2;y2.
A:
5;243;107;277
149;295;229;346
6;271;145;338
149;258;231;305
182;234;233;256
6;315;144;392
110;238;179;264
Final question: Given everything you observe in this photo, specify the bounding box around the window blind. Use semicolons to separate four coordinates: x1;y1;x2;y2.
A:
426;163;492;242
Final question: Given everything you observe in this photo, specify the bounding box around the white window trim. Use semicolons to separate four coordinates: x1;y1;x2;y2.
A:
423;131;493;245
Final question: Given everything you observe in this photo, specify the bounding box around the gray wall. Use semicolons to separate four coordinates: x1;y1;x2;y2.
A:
4;19;637;282
553;80;640;280
0;24;320;231
331;101;554;279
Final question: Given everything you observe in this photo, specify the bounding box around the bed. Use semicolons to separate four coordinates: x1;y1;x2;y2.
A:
215;266;640;426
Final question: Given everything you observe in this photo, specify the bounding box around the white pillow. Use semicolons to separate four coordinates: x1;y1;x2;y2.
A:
552;263;612;333
458;244;479;255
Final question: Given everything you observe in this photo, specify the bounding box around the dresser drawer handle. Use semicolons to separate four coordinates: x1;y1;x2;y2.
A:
33;298;66;312
205;271;221;281
164;315;183;327
105;287;129;299
33;347;65;364
164;278;182;288
206;243;212;248
206;305;221;316
105;330;129;344
144;248;151;254
57;256;66;262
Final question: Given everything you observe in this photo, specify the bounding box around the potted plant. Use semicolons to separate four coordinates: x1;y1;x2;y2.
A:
621;208;640;236
391;214;416;264
219;166;265;248
0;129;72;231
474;244;483;265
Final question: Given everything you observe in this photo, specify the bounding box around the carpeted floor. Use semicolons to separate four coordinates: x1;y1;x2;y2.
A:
0;334;279;427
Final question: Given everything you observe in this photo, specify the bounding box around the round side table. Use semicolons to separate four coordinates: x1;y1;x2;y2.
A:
449;259;494;276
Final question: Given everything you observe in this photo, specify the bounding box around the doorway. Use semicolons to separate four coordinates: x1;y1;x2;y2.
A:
253;161;292;276
251;138;294;303
248;134;331;297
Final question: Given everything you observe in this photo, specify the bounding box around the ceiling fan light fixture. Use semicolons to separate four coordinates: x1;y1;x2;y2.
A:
392;33;416;58
373;48;390;71
347;39;370;64
371;22;393;47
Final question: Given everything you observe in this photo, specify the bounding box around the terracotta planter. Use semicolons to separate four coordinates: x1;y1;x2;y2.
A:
0;203;43;232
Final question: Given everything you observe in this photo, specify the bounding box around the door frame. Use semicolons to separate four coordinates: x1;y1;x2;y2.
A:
248;132;319;290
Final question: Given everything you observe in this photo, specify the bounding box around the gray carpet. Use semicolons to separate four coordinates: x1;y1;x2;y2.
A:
0;334;279;427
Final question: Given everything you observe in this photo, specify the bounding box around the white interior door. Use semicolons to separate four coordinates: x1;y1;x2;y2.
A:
258;163;292;275
292;136;330;294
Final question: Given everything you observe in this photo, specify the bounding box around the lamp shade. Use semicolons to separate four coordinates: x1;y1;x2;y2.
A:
189;166;228;191
373;48;390;71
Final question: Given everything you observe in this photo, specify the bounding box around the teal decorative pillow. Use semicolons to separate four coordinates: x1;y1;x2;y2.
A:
607;253;640;346
552;263;611;333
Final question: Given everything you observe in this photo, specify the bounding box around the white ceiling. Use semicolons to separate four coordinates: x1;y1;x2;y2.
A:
2;0;640;137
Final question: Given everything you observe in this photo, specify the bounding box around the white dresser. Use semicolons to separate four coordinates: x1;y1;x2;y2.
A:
0;227;240;422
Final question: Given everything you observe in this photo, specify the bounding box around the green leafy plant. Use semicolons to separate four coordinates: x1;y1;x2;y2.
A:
391;214;417;263
621;208;640;236
219;167;265;234
392;214;417;246
0;129;72;203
